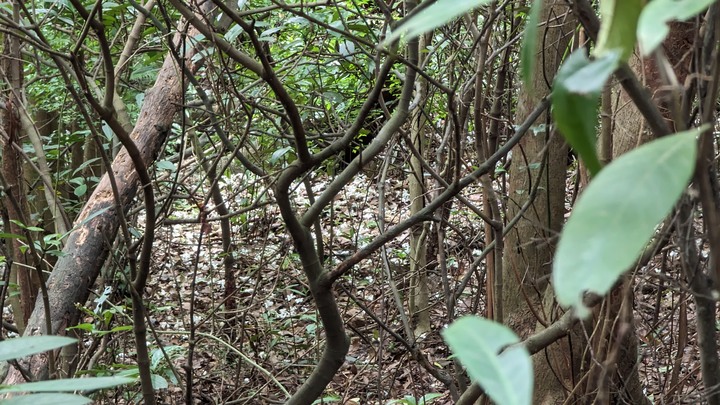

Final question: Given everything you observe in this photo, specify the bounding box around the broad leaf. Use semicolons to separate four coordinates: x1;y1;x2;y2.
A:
0;336;77;362
520;0;543;86
1;393;92;405
380;0;492;47
553;129;702;318
442;316;532;405
0;376;135;393
637;0;714;56
150;373;169;390
594;0;643;61
552;50;620;176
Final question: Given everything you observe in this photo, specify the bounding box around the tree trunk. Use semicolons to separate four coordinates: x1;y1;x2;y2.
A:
409;33;431;337
500;1;577;403
1;6;37;332
2;27;203;384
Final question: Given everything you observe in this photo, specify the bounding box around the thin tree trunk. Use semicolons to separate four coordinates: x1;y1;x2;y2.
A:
409;33;430;337
1;4;37;332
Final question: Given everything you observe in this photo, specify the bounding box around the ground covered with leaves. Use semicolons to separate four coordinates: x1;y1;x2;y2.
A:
8;162;710;404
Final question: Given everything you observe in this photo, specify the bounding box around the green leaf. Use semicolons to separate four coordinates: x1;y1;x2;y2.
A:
594;0;643;61
73;184;87;197
150;373;168;390
520;0;543;86
418;393;443;404
637;0;714;56
155;160;176;171
224;24;243;42
0;336;77;362
270;146;293;164
552;50;620;176
553;128;702;318
560;50;621;96
0;233;26;241
380;0;492;48
442;316;532;405
68;323;94;332
1;393;92;405
0;376;135;393
72;158;101;176
311;395;342;405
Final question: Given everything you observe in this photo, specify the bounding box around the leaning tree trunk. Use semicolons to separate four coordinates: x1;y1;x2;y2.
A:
2;25;205;385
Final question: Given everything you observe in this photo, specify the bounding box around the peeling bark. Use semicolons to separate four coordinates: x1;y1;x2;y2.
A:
2;30;202;384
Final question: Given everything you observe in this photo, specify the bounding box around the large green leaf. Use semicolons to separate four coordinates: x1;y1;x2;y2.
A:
594;0;643;61
379;0;492;48
442;316;532;405
553;129;702;318
637;0;714;56
552;50;620;176
520;0;543;86
0;376;135;393
1;393;92;405
0;336;77;362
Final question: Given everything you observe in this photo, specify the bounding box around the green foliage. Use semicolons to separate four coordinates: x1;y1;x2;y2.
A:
0;336;133;403
0;376;135;393
553;128;701;317
1;393;92;405
386;393;442;405
637;0;714;56
311;395;342;404
0;335;76;362
115;348;182;392
149;345;183;387
442;317;532;405
380;0;492;47
594;0;643;61
551;49;620;176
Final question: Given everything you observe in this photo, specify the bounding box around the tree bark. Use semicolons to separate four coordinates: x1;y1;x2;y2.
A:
500;1;577;403
1;5;37;332
409;33;430;337
2;27;202;384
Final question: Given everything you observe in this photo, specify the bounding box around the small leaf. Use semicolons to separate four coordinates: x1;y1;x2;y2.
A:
520;0;543;86
442;316;532;405
380;0;493;48
552;50;620;176
0;376;135;393
0;336;77;362
270;146;293;164
72;158;101;176
637;0;714;56
553;128;702;317
594;0;643;61
224;24;243;42
150;373;169;390
1;393;92;405
0;233;26;240
418;393;443;404
68;323;94;332
155;160;176;171
73;184;87;197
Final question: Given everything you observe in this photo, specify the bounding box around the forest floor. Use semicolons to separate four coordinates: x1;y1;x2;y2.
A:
17;161;706;404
